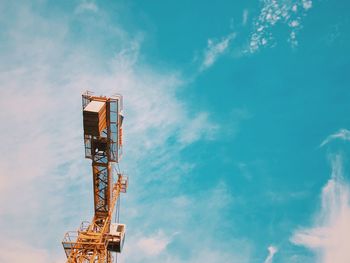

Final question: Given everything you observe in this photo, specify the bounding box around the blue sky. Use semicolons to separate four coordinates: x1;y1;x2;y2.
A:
1;0;350;262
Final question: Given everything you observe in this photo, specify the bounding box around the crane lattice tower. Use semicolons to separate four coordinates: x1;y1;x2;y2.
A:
62;91;128;263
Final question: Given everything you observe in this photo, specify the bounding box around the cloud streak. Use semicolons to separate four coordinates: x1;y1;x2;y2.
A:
263;245;278;263
290;154;350;263
200;33;236;71
75;0;98;13
320;129;350;147
242;9;249;26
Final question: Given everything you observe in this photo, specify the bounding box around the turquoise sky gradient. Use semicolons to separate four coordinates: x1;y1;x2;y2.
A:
1;0;350;262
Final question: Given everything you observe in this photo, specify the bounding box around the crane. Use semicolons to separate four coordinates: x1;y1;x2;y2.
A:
62;91;128;263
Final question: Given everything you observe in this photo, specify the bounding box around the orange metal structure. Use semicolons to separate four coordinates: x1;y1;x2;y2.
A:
62;91;127;263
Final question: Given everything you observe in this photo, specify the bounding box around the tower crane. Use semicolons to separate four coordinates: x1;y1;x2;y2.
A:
62;91;128;263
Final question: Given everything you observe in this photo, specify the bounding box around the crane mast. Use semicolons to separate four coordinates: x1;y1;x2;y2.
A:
62;91;128;263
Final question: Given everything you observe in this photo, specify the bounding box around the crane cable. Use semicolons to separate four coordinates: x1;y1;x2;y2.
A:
113;164;121;263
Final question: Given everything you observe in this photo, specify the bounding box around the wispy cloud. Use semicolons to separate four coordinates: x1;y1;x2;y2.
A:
197;0;314;72
263;245;278;263
75;0;98;13
248;0;313;53
0;241;63;263
290;154;350;263
200;33;236;71
242;9;249;26
320;129;350;147
121;181;250;263
178;112;218;144
136;231;173;256
0;1;229;262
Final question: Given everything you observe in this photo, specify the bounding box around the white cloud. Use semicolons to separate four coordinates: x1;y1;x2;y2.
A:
198;0;313;69
178;112;218;144
320;129;350;147
302;0;313;10
242;9;249;26
136;231;173;256
291;154;350;263
248;0;313;53
200;33;236;71
120;181;250;263
0;239;65;263
0;2;259;263
0;1;219;261
263;245;278;263
0;241;63;263
76;0;98;13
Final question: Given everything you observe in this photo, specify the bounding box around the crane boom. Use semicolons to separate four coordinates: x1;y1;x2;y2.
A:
62;91;128;263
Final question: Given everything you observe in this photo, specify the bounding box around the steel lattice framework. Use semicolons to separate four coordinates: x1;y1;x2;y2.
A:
62;92;127;263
